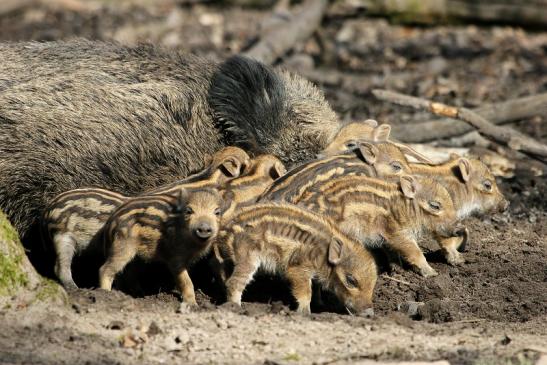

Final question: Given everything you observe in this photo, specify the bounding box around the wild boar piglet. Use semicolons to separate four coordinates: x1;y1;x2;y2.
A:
299;175;463;277
213;204;378;314
146;146;251;195
99;187;224;305
320;119;433;164
42;188;128;288
41;147;249;289
410;156;509;264
259;141;410;204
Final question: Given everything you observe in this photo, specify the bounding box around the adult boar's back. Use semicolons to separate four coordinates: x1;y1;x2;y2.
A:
0;40;339;242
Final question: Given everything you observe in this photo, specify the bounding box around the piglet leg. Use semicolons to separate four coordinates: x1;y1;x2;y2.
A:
388;234;438;277
225;255;259;306
286;266;313;314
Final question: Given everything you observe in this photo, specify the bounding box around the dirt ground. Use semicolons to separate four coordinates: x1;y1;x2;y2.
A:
0;1;546;364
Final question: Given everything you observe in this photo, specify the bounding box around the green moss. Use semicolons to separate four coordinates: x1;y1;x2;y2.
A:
0;251;29;296
34;278;68;304
0;211;21;249
0;212;29;296
0;211;66;303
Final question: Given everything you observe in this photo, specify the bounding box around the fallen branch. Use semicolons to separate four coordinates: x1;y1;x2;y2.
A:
391;93;547;143
373;89;547;163
243;0;328;65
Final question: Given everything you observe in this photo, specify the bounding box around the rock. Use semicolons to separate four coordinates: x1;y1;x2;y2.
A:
398;301;425;317
0;210;66;307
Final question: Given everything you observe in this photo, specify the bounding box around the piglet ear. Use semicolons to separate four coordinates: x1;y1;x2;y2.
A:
394;143;435;164
175;188;188;213
328;237;344;266
457;158;472;182
357;142;379;165
363;119;378;127
269;161;286;180
400;175;418;199
221;158;241;178
373;124;391;142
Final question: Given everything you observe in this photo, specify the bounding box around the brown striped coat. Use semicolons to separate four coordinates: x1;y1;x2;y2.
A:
259;141;410;204
409;157;509;265
298;175;461;277
99;188;223;305
213;203;377;314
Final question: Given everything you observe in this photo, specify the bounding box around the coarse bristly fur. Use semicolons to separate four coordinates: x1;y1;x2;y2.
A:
298;175;462;278
0;40;340;244
99;188;224;305
258;141;411;204
41;146;250;288
410;156;509;265
212;203;377;314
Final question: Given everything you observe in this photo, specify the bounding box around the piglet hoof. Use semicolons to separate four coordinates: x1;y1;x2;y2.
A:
177;302;198;314
457;227;469;252
358;308;375;318
220;301;242;313
446;251;465;266
419;265;438;278
61;281;79;291
295;305;311;316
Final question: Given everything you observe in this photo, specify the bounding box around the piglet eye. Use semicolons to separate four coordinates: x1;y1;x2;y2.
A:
345;141;357;149
345;273;358;288
185;207;194;215
390;161;402;172
214;208;221;216
483;180;492;191
428;201;442;211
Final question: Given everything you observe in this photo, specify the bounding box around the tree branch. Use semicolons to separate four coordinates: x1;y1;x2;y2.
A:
372;89;547;163
390;93;547;143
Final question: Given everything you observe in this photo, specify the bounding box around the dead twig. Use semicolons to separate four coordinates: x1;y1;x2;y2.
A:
372;89;547;164
381;274;417;287
243;0;328;65
391;93;547;143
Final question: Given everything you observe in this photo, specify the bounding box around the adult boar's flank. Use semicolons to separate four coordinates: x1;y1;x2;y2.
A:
0;40;339;242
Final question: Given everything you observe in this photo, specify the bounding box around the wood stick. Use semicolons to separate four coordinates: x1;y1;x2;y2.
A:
391;93;547;143
381;274;417;287
372;89;547;163
243;0;328;65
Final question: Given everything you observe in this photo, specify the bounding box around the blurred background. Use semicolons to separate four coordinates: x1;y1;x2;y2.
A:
1;0;546;212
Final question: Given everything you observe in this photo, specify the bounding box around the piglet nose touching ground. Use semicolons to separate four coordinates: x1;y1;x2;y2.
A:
499;199;510;213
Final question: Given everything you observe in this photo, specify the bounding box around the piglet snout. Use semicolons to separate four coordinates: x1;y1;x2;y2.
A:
194;222;213;239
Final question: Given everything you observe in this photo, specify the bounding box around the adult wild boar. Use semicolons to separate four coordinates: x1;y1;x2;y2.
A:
0;40;339;242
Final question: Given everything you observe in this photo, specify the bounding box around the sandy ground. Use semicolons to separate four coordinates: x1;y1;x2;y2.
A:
0;209;545;365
